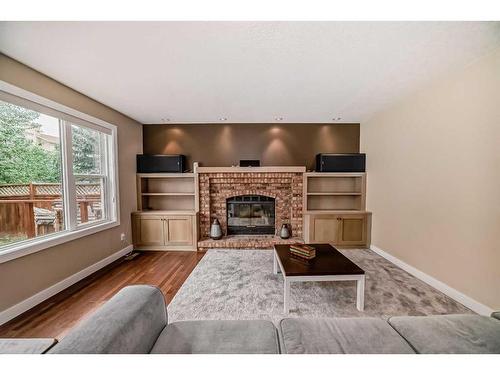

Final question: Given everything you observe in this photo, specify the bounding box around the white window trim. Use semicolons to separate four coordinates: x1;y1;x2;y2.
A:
0;81;120;264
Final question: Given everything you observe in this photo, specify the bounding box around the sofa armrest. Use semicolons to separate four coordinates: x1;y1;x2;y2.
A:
49;285;167;354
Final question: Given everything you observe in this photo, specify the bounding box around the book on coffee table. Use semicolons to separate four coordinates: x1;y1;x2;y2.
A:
290;244;315;252
289;243;316;259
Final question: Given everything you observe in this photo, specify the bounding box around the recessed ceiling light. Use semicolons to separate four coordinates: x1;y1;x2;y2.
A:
219;117;228;121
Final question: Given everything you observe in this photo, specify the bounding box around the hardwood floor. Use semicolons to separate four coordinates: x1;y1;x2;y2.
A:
0;250;205;339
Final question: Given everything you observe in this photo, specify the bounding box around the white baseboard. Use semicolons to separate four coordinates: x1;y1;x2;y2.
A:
370;244;494;316
0;245;133;326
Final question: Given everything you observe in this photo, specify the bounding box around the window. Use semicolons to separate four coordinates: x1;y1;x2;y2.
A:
0;102;65;245
0;82;119;262
72;124;109;226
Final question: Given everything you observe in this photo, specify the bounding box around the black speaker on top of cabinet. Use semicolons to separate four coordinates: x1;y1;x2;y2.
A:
315;153;366;172
136;154;187;173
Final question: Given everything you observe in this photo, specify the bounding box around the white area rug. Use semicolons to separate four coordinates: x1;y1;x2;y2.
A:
168;249;471;323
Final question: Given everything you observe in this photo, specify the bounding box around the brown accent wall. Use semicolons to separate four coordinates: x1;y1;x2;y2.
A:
0;54;142;313
143;123;359;170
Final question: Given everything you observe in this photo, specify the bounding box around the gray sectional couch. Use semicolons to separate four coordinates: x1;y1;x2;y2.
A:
1;285;499;354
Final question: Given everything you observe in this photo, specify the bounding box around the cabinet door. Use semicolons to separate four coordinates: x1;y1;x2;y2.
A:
135;216;165;246
165;216;194;246
337;215;366;246
310;215;340;244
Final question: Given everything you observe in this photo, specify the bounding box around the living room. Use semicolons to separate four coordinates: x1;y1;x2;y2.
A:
1;1;499;372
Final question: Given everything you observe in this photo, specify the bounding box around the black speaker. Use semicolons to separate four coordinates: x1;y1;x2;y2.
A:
239;160;260;167
136;154;187;173
316;153;366;172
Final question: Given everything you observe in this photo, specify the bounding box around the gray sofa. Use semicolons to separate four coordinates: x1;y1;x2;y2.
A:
279;314;500;354
48;285;279;354
1;285;499;354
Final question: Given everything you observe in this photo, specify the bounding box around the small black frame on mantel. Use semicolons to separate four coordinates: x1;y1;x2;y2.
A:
239;160;260;167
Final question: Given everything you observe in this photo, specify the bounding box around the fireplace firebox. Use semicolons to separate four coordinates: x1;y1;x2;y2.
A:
226;195;275;235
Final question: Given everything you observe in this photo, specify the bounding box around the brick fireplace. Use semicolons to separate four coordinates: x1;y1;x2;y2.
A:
226;195;276;235
197;167;305;249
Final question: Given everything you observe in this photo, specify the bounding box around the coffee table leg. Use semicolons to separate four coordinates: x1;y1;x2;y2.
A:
273;251;278;274
356;275;365;311
283;278;290;314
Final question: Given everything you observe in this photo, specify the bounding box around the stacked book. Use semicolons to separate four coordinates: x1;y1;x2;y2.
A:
289;244;316;260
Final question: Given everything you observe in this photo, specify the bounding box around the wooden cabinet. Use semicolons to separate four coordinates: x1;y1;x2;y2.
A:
135;215;165;246
303;172;371;248
304;212;371;248
165;216;194;245
132;212;197;251
308;215;340;243
337;214;369;246
133;172;198;251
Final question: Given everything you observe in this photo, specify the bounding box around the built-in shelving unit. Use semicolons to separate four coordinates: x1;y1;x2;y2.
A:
303;172;371;248
132;173;198;251
304;172;366;212
131;168;371;251
137;173;198;212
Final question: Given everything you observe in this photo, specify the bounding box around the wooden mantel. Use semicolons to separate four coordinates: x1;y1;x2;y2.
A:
194;165;306;173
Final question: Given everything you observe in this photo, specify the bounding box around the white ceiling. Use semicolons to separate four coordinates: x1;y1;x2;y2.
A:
1;22;499;124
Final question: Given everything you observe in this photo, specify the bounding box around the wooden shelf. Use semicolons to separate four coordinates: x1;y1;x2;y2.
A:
141;192;195;196
133;210;196;215
134;172;199;252
195;166;306;173
305;172;365;177
137;173;195;178
137;173;199;212
307;192;362;196
304;210;371;215
303;172;371;248
304;172;366;212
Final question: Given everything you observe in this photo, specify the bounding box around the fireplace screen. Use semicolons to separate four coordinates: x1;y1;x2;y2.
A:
226;195;275;235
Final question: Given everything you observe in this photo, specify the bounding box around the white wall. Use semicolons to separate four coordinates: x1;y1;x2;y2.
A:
361;47;500;311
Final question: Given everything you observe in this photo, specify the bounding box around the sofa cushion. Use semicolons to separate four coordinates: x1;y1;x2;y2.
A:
0;338;57;354
49;285;167;354
388;314;500;354
151;320;279;354
279;318;415;354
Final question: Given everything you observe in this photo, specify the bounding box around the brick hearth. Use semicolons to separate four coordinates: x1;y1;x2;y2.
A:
197;235;303;251
198;171;304;248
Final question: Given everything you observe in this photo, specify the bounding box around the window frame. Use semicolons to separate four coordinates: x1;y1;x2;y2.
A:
0;81;120;264
68;123;114;229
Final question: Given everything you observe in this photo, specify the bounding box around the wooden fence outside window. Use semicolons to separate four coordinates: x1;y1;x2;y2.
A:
0;183;101;240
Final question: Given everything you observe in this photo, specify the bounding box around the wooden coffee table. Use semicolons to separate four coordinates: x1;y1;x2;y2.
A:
273;243;365;313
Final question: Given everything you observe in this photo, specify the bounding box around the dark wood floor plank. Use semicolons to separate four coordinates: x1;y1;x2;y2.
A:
0;250;204;339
